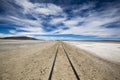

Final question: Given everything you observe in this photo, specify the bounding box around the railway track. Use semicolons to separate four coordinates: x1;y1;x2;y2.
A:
48;45;59;80
48;43;80;80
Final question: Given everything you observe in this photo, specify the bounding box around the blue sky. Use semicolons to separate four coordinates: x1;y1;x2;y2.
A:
0;0;120;40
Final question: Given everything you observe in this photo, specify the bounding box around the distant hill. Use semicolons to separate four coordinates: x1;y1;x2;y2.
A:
0;36;37;40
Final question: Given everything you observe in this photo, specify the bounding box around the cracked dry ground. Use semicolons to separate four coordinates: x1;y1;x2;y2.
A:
0;41;120;80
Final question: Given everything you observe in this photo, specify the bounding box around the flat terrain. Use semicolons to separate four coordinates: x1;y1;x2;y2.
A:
66;41;120;63
0;40;120;80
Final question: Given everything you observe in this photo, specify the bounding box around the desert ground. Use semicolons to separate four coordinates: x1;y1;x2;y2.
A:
0;40;120;80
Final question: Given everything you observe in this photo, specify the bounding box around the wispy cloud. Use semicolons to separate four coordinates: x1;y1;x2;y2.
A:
0;0;120;40
50;17;66;25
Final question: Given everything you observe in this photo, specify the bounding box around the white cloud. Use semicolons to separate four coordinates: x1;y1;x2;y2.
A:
6;16;46;34
0;0;65;35
0;33;13;38
73;2;95;13
50;17;66;25
16;26;44;33
59;2;120;38
15;0;34;13
15;0;63;16
63;17;85;27
9;30;16;34
34;3;63;16
35;35;81;40
61;19;120;38
0;32;35;38
8;16;41;26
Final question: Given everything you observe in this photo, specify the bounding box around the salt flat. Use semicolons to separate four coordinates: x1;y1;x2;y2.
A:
65;41;120;63
0;40;120;80
0;39;45;44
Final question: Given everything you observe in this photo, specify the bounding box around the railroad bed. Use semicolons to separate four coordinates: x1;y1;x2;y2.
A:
48;42;80;80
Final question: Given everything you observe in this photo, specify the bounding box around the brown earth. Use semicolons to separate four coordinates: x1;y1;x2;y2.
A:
0;41;120;80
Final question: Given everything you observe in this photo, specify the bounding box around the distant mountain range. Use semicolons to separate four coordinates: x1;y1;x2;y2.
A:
0;36;37;40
